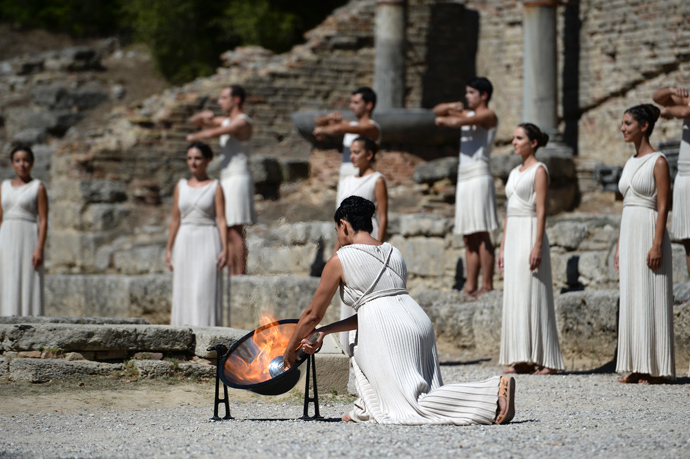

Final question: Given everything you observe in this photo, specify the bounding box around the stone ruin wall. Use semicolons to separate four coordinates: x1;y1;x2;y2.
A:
10;0;690;278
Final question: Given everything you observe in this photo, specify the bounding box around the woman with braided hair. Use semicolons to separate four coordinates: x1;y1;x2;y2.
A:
615;104;675;384
282;196;516;425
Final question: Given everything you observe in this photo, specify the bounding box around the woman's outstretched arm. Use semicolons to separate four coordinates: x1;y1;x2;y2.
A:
283;254;344;368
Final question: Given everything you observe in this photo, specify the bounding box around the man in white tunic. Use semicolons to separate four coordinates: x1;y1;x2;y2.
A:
188;85;256;275
434;77;499;299
313;87;381;195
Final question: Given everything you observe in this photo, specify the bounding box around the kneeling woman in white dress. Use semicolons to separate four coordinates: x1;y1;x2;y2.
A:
283;196;516;425
615;104;675;384
0;145;49;316
166;142;228;326
498;124;565;375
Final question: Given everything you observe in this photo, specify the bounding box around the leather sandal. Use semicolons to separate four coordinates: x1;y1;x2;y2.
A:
495;376;516;425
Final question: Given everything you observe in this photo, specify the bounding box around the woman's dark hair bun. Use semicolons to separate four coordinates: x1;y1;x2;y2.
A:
334;196;376;234
518;123;549;150
625;104;661;138
186;141;214;159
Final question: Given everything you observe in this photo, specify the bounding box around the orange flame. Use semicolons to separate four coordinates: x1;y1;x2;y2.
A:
224;313;295;385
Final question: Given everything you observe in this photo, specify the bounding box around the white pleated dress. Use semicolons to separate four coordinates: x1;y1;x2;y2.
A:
0;179;44;316
671;118;690;240
219;115;256;227
338;243;501;425
336;171;385;352
170;179;223;327
499;163;565;370
617;153;675;378
454;114;499;236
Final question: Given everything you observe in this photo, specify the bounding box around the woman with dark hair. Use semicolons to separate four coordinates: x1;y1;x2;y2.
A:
334;136;389;353
615;104;675;384
0;145;48;316
283;196;516;425
434;77;499;299
166;142;228;326
497;123;564;375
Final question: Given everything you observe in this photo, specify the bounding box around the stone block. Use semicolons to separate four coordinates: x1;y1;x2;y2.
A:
82;204;130;231
546;222;589;250
471;291;503;353
134;360;175;378
578;251;614;287
191;327;249;359
25;110;83;136
134;352;163;360
0;316;148;325
79;179;127;203
673;281;690;304
228;275;339;330
0;323;194;352
248;245;318;275
178;363;217;379
412;157;459;185
65;352;93;361
17;351;42;358
12;128;47;145
126;274;172;324
398;214;452;237
279;221;333;246
48;231;117;271
673;302;690;364
672;243;690;285
113;246;167;274
0;357;8;380
9;358;122;383
556;290;619;363
30;85;108;110
388;235;448;277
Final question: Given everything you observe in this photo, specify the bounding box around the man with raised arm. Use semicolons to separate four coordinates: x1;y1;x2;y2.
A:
434;77;499;299
654;86;690;276
187;85;256;275
313;87;381;193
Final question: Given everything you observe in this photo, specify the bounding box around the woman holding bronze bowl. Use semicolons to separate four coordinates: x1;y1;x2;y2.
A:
283;196;516;425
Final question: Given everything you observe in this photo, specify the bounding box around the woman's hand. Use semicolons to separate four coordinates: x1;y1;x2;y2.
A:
528;245;542;271
216;249;228;271
614;248;619;273
647;244;663;271
671;87;689;98
32;248;43;270
300;332;324;355
497;249;505;273
282;348;298;371
165;249;173;272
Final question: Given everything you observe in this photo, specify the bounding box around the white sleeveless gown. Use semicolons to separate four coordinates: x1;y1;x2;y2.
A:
338;243;500;425
0;179;44;316
499;163;564;370
617;153;675;378
170;179;223;326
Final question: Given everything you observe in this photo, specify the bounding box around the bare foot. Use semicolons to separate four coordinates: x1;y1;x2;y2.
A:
341;413;354;422
472;288;493;299
617;373;644;384
503;363;535;374
462;289;477;300
532;367;557;375
639;375;665;385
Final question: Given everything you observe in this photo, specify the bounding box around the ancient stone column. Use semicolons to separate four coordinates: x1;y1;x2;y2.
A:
374;0;406;110
522;0;558;135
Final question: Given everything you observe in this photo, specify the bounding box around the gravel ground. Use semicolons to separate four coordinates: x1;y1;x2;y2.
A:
1;362;689;459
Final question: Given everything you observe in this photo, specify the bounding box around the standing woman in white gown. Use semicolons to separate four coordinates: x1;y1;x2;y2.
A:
0;146;48;316
166;142;228;326
615;105;675;384
283;196;516;425
334;136;388;354
498;124;565;375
